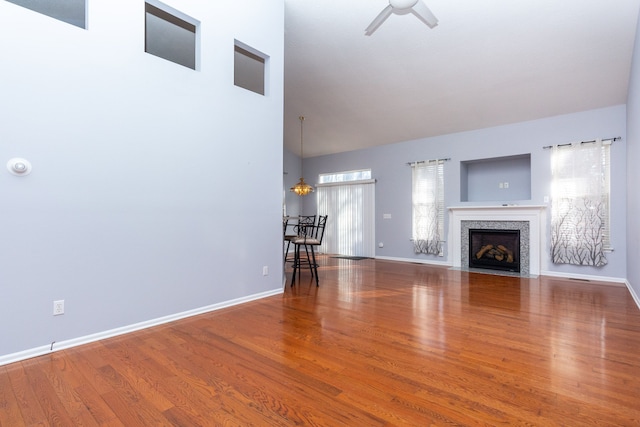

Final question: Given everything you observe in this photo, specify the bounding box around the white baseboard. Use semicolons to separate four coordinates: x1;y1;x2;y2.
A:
626;280;640;310
539;270;627;285
375;255;452;267
0;288;283;367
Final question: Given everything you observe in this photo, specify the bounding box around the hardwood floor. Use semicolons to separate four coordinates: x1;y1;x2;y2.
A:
2;256;640;426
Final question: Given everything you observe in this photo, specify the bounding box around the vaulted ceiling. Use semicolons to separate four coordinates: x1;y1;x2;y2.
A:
283;0;640;158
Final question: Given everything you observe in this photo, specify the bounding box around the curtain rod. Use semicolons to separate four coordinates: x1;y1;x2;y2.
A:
406;157;451;166
542;136;621;150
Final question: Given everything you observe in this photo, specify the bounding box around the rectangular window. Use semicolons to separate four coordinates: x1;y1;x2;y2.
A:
145;1;198;70
234;40;268;95
6;0;86;29
319;169;372;184
411;160;445;256
550;140;611;266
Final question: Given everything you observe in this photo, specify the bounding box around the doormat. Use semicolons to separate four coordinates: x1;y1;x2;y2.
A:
331;256;372;261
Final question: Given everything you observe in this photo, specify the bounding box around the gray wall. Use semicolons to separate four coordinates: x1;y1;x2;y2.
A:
627;9;640;302
462;155;531;202
0;0;284;362
283;147;301;217
301;105;628;280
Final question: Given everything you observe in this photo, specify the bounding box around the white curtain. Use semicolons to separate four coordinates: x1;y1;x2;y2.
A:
317;180;375;257
550;140;611;266
411;161;445;255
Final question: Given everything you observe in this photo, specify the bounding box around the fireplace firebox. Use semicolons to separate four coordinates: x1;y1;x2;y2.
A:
468;229;520;272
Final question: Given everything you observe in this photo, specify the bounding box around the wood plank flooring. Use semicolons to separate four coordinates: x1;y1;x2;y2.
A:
2;256;640;426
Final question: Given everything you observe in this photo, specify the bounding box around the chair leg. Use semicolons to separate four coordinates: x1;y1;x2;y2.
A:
310;246;319;286
303;244;313;278
284;240;291;265
291;244;298;286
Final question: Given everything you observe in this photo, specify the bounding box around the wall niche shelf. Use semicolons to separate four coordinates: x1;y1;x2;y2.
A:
460;153;531;202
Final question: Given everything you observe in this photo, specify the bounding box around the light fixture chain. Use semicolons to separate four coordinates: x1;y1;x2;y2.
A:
289;115;314;196
299;116;305;172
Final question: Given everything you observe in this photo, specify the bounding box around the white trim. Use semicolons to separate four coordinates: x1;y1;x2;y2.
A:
145;0;199;27
625;280;640;310
0;288;283;367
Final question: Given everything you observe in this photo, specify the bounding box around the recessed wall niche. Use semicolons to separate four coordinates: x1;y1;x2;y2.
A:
460;154;531;202
6;0;86;29
234;40;268;95
145;1;199;70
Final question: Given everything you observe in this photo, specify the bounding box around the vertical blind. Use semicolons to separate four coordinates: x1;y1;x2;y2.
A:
317;180;376;257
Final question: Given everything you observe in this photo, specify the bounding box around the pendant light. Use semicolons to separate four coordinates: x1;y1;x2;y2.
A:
290;115;314;196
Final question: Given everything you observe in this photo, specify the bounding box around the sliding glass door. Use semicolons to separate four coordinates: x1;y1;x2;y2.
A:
316;180;375;257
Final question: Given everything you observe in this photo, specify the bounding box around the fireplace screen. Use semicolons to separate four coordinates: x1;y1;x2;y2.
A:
469;229;520;272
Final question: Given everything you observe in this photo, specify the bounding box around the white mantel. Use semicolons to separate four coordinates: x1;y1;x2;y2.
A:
448;205;547;275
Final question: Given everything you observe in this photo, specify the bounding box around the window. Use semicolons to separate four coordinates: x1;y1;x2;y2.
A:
411;160;445;256
319;169;371;184
550;140;611;266
234;41;268;95
145;1;198;70
6;0;86;29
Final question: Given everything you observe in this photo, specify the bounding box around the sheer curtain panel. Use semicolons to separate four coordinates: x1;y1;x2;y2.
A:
550;139;611;266
411;160;445;256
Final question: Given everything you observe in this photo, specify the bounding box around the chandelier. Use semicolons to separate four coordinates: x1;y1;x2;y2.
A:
290;116;314;196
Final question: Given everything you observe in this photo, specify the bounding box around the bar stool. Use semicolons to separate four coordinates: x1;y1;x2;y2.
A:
284;215;316;265
291;215;327;287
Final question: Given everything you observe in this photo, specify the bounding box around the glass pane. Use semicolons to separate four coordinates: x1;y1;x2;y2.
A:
145;3;197;70
234;44;266;95
6;0;86;29
319;169;371;184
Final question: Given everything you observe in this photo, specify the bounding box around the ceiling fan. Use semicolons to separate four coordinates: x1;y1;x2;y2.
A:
365;0;438;36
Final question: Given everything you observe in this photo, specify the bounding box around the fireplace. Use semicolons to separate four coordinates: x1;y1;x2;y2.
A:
449;206;546;276
468;229;520;272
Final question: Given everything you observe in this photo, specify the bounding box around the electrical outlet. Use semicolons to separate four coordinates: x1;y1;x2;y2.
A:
53;300;64;316
262;266;269;276
504;182;509;188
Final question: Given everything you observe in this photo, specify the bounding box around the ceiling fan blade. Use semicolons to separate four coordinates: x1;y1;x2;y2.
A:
411;0;438;28
365;5;393;36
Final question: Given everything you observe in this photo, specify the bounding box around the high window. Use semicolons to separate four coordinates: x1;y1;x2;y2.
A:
319;169;371;184
234;41;268;95
145;1;198;70
6;0;86;29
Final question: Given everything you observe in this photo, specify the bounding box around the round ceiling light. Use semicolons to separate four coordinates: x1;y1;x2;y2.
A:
390;0;419;10
7;158;32;176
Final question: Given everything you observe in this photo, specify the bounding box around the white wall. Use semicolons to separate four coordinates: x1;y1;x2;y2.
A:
0;0;284;362
626;8;640;304
302;105;628;281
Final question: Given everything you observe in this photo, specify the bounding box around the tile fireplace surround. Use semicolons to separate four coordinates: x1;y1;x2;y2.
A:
448;206;546;276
